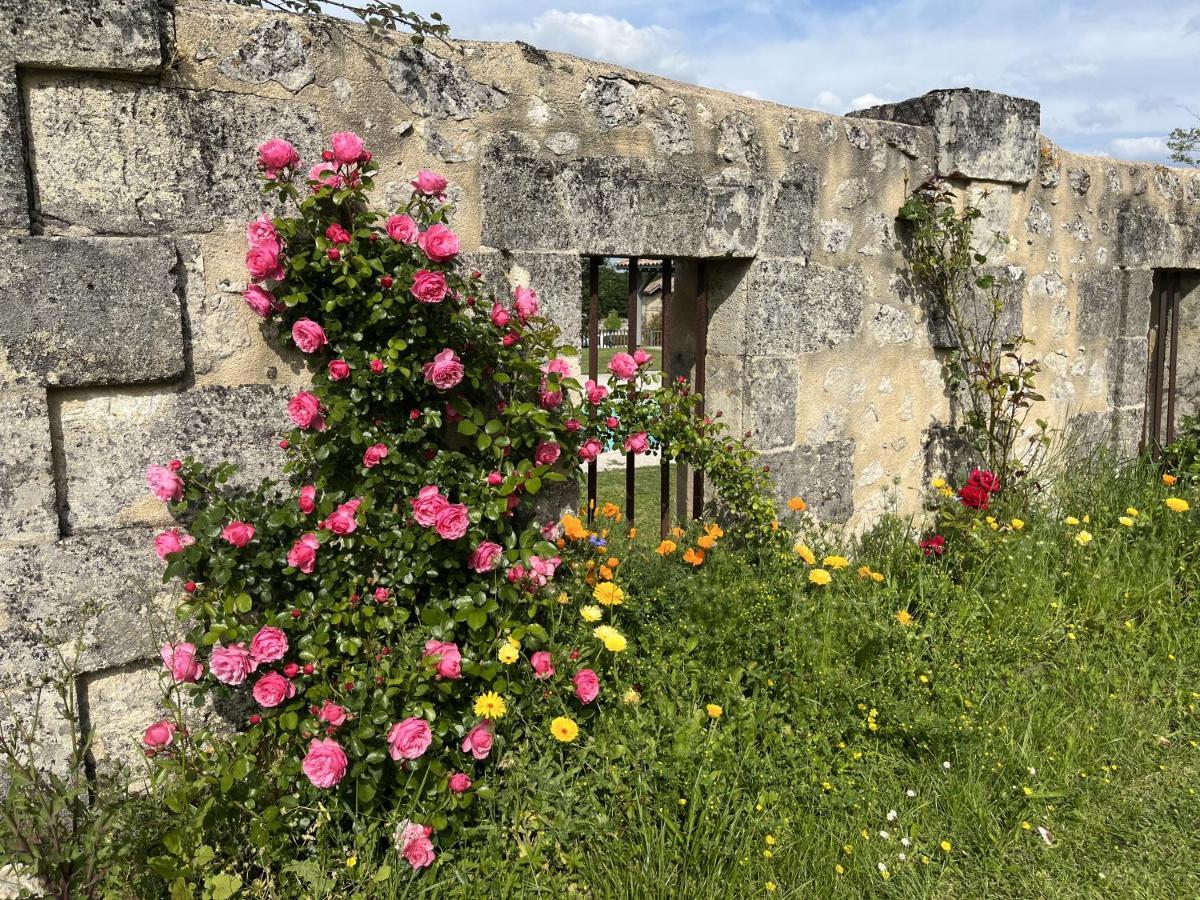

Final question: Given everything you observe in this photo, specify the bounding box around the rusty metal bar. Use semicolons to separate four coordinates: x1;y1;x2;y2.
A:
659;259;673;539
587;257;599;523
692;259;708;519
1166;272;1181;445
626;257;639;524
1152;274;1170;452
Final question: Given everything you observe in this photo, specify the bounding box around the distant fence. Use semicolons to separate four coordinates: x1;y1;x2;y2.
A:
583;329;663;349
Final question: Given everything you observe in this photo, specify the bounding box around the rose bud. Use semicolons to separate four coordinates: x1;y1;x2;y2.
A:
184;581;197;593
249;714;262;726
327;248;340;261
380;275;393;288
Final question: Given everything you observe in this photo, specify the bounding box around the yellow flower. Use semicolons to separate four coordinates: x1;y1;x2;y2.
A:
809;568;832;586
1064;516;1080;526
766;834;776;846
940;840;952;853
1075;530;1093;545
793;543;816;565
931;476;947;489
622;688;641;705
706;703;723;719
857;564;872;578
628;527;637;539
1126;507;1139;517
823;555;850;569
593;583;625;606
895;609;914;626
704;523;725;539
561;513;588;541
498;644;519;664
656;539;677;556
580;605;602;623
550;716;579;742
505;634;521;649
1163;473;1178;486
556;591;570;605
346;855;357;868
602;502;620;519
1011;518;1024;531
593;625;626;652
671;526;685;538
835;864;845;875
870;572;885;583
1165;497;1190;513
1118;516;1134;528
474;692;507;719
766;882;777;893
787;496;807;512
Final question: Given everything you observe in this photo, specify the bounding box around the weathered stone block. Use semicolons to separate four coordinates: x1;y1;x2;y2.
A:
463;251;582;348
388;45;508;119
219;17;314;93
745;260;865;356
922;423;978;484
580;75;639;127
0;0;163;71
746;358;797;450
27;75;320;234
927;266;1025;350
1115;202;1200;268
1068;407;1143;458
0;70;26;230
761;163;818;258
849;89;1040;183
1077;269;1153;340
0;388;56;545
0;236;184;386
763;441;855;524
1106;336;1148;409
59;385;291;532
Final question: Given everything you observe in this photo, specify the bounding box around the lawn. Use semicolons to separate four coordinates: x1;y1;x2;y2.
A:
595;462;677;535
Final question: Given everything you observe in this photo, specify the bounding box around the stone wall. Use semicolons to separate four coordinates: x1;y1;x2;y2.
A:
1;0;1197;763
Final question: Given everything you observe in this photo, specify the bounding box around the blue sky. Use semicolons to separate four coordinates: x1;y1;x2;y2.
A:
403;0;1200;164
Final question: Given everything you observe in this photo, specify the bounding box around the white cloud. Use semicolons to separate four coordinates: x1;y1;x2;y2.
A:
1110;136;1171;161
849;93;890;111
813;90;843;112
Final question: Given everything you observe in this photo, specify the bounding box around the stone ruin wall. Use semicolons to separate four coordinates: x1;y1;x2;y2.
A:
1;0;1198;765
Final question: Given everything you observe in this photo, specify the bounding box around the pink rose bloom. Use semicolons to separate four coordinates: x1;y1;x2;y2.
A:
543;357;571;378
245;243;284;282
209;643;257;685
387;716;433;761
397;820;436;870
298;485;317;515
608;352;638;380
411;269;448;304
538;387;562;409
448;772;472;794
161;642;203;683
490;302;510;328
529;555;559;584
325;223;352;245
252;670;296;708
330;131;364;165
534;441;561;466
584;379;608;405
578;438;602;462
386;214;419;244
623;431;650;454
146;464;184;503
321;498;361;535
434;503;469;540
318;700;347;727
565;418;581;432
411;169;448;195
291;318;328;354
486;471;503;487
221;520;255;547
243;284;279;317
153;528;194;559
513;286;539;323
633;348;653;367
422;348;464;390
288;532;320;573
302;737;348;788
308;161;338;190
417;223;460;262
573;668;600;704
257;138;299;175
530;651;555;679
246;215;279;251
468;541;503;573
423;640;462;680
250;626;289;664
363;443;388;468
461;720;493;760
327;358;350;380
410;485;449;527
288;391;325;431
143;720;176;749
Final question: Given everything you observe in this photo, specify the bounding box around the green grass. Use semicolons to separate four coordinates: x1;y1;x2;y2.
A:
595;463;677;535
583;345;661;377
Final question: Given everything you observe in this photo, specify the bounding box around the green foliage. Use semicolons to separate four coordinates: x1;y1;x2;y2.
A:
225;0;449;40
1162;414;1200;478
581;263;631;334
1168;119;1200;167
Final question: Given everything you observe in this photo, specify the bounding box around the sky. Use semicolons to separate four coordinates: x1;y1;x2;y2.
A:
400;0;1200;164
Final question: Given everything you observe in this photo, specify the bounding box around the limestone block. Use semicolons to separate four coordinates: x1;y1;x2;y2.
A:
1115;202;1200;268
463;251;582;348
0;388;56;545
219;17;314;93
761;163;818;258
927;266;1025;350
0;70;26;230
0;0;163;71
27;75;320;235
58;384;291;533
1106;336;1148;409
388;45;508;119
1068;407;1143;458
0;679;77;777
580;75;639;127
745;260;865;356
849;89;1040;184
717;111;762;170
0;236;184;386
763;441;856;524
1077;269;1153;340
746;358;797;451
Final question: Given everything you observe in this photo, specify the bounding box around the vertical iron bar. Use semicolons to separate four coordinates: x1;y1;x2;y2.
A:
660;259;673;539
1166;272;1181;445
587;257;599;523
626;258;639;524
692;260;708;520
1143;283;1159;454
1153;276;1170;452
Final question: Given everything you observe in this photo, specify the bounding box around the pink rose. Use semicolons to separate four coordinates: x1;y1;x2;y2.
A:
584;379;608;405
528;554;559;585
387;716;433;761
161;642;203;683
330;131;364;165
318;700;347;727
422;348;464;390
397;820;436;870
411;169;448;195
411;270;448;304
538;386;562;409
410;485;449;527
565;418;581;432
221;520;255;547
434;503;469;540
513;286;539;323
386;214;419;244
246;214;279;250
243;284;279;317
468;541;503;573
291;318;328;354
607;352;638;380
245;243;283;281
578;439;602;463
288;391;325;431
490;302;510;328
573;668;600;704
321;498;361;535
327;358;350;380
530;651;555;679
143;720;176;750
146;464;184;503
302;737;348;788
250;626;288;664
288;532;320;573
461;720;493;760
417;223;460;262
623;431;649;454
298;485;317;514
423;640;462;680
209;643;257;685
487;471;503;487
535;441;561;466
325;223;351;245
633;348;653;367
448;772;472;794
252;670;296;708
153;528;195;559
363;443;388;468
544;357;571;377
257;138;299;175
308;161;338;190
